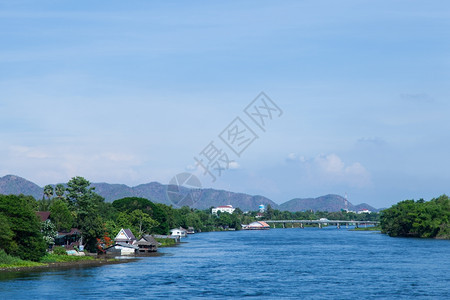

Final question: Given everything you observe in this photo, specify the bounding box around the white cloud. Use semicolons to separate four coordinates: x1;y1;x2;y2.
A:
313;154;371;187
315;154;345;174
287;153;297;161
286;153;371;188
228;161;241;169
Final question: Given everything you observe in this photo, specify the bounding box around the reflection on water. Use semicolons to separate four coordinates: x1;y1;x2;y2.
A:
0;228;449;299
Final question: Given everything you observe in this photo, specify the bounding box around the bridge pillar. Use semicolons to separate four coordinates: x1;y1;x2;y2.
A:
319;223;322;229
337;223;340;229
300;223;304;229
273;223;275;229
291;223;294;228
283;223;285;228
355;223;359;228
346;223;348;228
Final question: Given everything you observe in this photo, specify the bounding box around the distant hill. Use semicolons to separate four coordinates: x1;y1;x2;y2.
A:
0;175;43;200
191;188;277;211
279;194;379;212
0;174;378;212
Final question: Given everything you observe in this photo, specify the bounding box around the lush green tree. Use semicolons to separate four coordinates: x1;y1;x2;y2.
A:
49;199;73;231
112;197;154;213
66;177;105;252
265;204;274;219
66;176;95;207
130;209;159;237
185;212;202;230
381;195;450;239
104;219;120;239
36;198;52;211
217;212;232;227
0;195;46;261
115;211;132;228
0;212;14;252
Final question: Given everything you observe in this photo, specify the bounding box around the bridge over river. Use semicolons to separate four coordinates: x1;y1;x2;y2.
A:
264;220;379;229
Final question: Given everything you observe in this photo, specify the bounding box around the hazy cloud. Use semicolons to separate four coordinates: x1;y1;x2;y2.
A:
400;93;435;104
356;137;387;146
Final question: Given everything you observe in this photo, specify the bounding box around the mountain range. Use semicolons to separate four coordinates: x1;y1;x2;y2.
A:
0;174;379;212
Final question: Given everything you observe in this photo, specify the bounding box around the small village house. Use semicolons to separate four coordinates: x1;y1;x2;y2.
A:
104;228;139;255
36;211;82;250
136;235;158;253
170;227;187;238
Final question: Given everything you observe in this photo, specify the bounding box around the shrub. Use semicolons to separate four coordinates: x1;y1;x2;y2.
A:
53;246;67;255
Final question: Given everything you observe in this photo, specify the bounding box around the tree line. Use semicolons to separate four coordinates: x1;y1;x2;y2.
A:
1;175;383;262
380;194;450;239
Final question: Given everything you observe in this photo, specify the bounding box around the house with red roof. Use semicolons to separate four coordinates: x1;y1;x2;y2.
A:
212;205;236;215
242;221;270;230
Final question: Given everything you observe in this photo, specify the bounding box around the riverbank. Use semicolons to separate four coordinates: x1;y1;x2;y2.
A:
350;226;381;231
0;257;137;273
0;250;139;273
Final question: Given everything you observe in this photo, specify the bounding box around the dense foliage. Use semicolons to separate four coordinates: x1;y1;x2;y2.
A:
1;175;384;265
0;194;47;261
380;195;450;239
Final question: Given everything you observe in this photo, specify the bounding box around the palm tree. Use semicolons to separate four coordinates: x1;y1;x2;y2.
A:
43;185;54;200
55;184;65;199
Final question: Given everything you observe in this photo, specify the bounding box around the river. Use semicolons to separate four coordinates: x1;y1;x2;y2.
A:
1;228;449;299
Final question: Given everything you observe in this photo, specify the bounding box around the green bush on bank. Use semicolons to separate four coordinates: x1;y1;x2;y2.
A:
40;253;94;263
52;246;67;255
155;238;177;247
0;249;43;268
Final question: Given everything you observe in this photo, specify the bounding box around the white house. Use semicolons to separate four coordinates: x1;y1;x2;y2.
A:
170;227;187;238
212;205;236;215
114;228;136;244
105;242;138;255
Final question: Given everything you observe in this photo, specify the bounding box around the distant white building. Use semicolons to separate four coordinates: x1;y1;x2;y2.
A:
212;205;236;215
170;227;187;238
357;209;371;214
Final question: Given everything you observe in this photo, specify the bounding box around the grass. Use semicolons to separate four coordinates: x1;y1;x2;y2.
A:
39;253;94;263
0;250;44;269
350;226;381;231
0;249;96;269
155;237;177;247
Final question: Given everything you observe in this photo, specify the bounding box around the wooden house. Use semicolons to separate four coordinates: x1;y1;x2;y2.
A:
136;235;158;253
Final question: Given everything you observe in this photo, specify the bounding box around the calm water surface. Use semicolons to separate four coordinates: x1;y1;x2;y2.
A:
1;228;449;299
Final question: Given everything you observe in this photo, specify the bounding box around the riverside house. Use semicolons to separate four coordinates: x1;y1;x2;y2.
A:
105;228;139;256
170;227;187;238
105;228;159;255
136;235;158;253
36;211;82;250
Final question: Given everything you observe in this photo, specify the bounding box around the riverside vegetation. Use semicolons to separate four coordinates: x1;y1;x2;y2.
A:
1;176;448;269
380;194;450;239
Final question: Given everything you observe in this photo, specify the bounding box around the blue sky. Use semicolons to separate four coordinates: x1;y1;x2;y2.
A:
1;0;449;208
